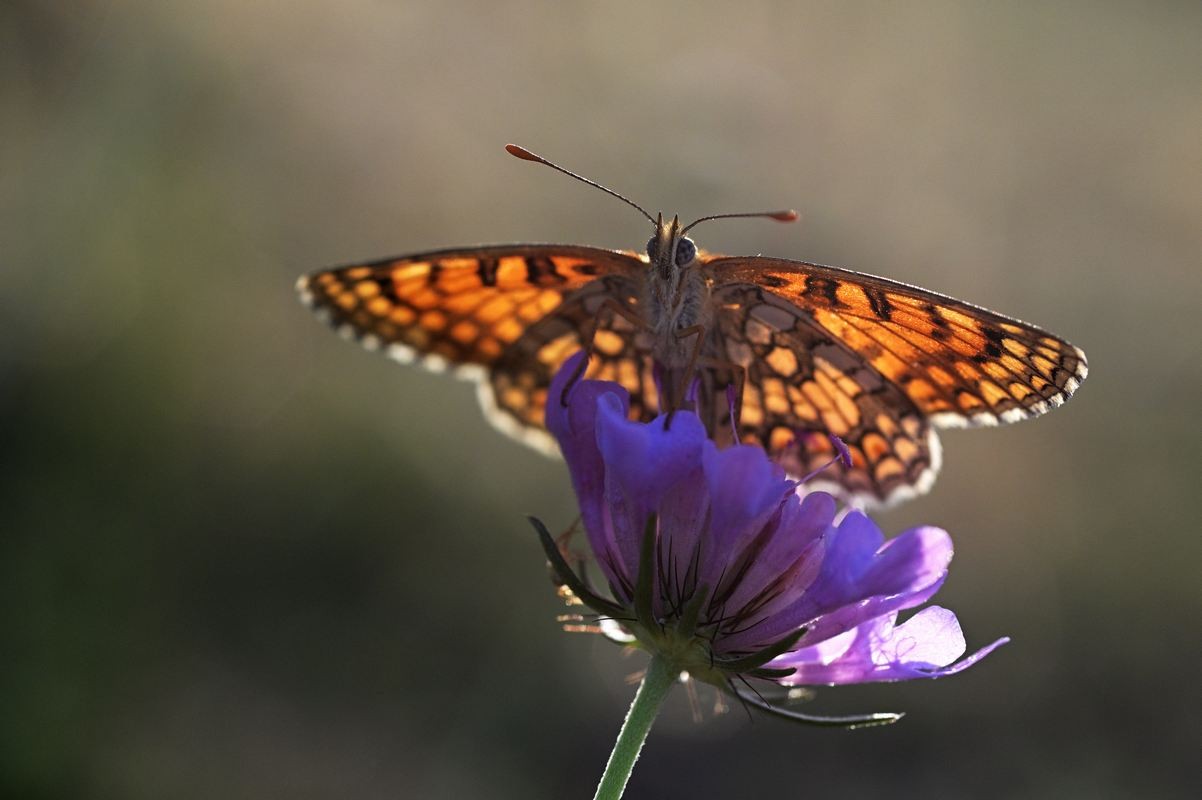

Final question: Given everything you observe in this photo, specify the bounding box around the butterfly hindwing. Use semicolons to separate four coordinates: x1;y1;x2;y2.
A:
483;275;653;449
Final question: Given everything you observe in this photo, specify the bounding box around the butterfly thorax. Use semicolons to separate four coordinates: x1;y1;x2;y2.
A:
643;213;711;369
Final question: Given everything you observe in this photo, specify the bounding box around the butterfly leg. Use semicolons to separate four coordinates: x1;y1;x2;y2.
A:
551;516;586;591
550;516;616;619
696;356;748;442
559;297;647;406
555;515;581;552
663;325;709;425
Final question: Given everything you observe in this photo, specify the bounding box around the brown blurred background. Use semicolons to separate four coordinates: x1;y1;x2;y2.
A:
3;1;1200;798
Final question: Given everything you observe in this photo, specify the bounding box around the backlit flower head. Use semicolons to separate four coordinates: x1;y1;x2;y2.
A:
536;352;1007;724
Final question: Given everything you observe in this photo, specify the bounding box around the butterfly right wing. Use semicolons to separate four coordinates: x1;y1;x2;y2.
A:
297;244;646;449
482;275;661;450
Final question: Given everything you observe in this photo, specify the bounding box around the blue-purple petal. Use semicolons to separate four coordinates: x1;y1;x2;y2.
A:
546;352;631;588
595;396;709;580
697;442;794;588
773;607;1009;685
714;492;836;638
718;516;952;653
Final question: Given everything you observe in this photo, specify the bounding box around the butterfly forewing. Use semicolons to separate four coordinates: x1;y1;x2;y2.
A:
298;244;643;366
297;244;646;450
710;256;1088;427
701;282;940;505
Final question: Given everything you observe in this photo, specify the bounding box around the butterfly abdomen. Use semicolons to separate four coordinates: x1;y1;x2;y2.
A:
642;265;713;369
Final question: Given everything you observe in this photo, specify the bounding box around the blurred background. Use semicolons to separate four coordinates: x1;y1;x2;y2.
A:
3;1;1200;797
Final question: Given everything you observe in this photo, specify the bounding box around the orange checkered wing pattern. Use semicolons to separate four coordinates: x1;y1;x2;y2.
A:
702;255;1088;506
296;244;645;451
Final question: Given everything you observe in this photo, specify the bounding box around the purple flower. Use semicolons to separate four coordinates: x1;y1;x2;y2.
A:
537;353;1006;723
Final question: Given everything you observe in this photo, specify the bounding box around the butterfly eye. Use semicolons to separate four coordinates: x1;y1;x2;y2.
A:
645;236;658;259
675;237;697;266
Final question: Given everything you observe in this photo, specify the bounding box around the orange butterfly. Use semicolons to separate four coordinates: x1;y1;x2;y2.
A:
297;145;1087;508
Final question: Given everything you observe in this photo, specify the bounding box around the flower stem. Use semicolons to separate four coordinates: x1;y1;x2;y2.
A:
593;655;676;800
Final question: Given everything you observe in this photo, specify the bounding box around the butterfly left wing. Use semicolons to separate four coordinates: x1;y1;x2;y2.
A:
701;282;940;507
701;255;1087;507
297;244;646;450
709;255;1088;427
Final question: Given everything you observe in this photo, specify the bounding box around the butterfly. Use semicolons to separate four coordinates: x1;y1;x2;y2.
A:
297;145;1087;508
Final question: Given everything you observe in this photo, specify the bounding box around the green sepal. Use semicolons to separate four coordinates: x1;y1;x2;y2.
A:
712;625;807;674
746;666;797;680
528;516;625;619
730;683;904;729
675;582;711;639
633;514;658;631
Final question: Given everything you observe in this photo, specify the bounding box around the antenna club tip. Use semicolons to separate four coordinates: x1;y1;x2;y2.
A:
773;210;800;222
505;144;541;162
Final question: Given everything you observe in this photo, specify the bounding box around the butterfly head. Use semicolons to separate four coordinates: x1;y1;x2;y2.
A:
646;213;698;284
504;144;793;283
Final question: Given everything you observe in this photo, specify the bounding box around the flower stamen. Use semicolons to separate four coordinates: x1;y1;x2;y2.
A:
793;433;854;486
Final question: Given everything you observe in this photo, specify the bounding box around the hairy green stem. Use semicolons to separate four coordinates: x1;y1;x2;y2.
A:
592;655;676;800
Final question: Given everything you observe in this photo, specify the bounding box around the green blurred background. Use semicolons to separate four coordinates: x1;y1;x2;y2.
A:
3;2;1200;797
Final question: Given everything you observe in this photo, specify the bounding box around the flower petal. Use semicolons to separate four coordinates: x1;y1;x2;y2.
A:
696;441;794;589
774;606;1008;684
596;398;709;582
798;522;953;646
546;352;627;492
545;352;630;588
654;464;710;614
718;515;952;653
714;491;837;645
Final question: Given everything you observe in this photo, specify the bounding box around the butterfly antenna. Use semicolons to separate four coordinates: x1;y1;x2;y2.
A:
681;209;799;235
505;144;656;225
